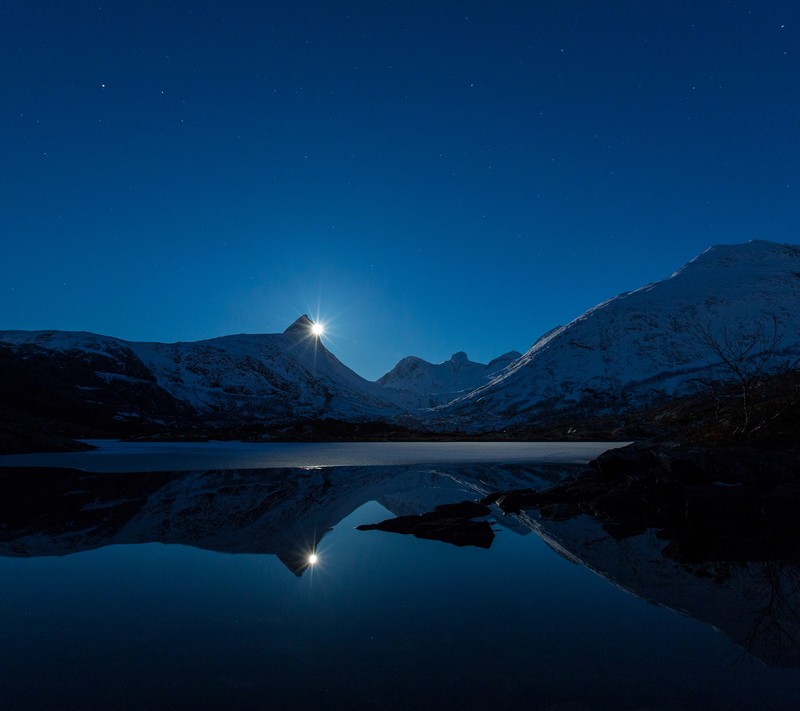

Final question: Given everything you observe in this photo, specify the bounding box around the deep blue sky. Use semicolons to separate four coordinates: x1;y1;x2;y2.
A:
2;1;798;380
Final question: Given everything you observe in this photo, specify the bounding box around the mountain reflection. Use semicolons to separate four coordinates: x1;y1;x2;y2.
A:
2;461;798;666
0;462;569;573
526;513;800;668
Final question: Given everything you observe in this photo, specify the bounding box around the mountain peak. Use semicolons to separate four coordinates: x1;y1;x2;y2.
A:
449;351;469;364
283;315;314;337
487;350;522;368
680;240;798;274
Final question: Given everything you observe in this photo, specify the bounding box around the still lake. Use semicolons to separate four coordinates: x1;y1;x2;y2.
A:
1;441;799;710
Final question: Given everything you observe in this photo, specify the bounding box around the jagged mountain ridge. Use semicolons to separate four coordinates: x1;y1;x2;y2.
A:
375;349;522;407
438;240;800;429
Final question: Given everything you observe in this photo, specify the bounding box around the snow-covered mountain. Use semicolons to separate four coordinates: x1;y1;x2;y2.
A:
438;240;800;429
0;315;406;426
376;349;522;407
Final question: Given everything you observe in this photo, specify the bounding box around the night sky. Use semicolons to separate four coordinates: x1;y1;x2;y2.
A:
2;1;798;380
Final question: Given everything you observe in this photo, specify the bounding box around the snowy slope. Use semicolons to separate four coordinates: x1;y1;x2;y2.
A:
376;349;521;407
0;315;406;423
439;240;800;428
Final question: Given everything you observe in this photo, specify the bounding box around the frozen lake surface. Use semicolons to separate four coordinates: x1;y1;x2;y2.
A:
0;439;627;472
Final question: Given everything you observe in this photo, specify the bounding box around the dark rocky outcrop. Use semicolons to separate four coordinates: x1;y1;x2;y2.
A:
0;407;96;454
490;442;800;563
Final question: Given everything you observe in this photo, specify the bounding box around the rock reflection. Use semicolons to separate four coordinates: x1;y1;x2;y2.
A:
357;501;495;548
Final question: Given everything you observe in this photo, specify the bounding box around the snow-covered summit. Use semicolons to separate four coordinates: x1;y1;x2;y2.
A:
677;239;798;273
283;314;316;338
439;240;800;428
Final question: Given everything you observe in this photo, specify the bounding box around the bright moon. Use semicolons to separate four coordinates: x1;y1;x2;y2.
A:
311;323;324;337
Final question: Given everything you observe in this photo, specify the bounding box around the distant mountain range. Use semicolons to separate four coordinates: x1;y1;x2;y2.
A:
1;240;799;444
376;349;521;407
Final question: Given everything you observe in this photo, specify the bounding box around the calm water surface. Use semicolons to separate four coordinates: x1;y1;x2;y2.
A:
0;442;798;710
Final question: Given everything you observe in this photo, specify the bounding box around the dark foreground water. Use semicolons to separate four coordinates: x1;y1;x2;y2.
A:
1;443;799;710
